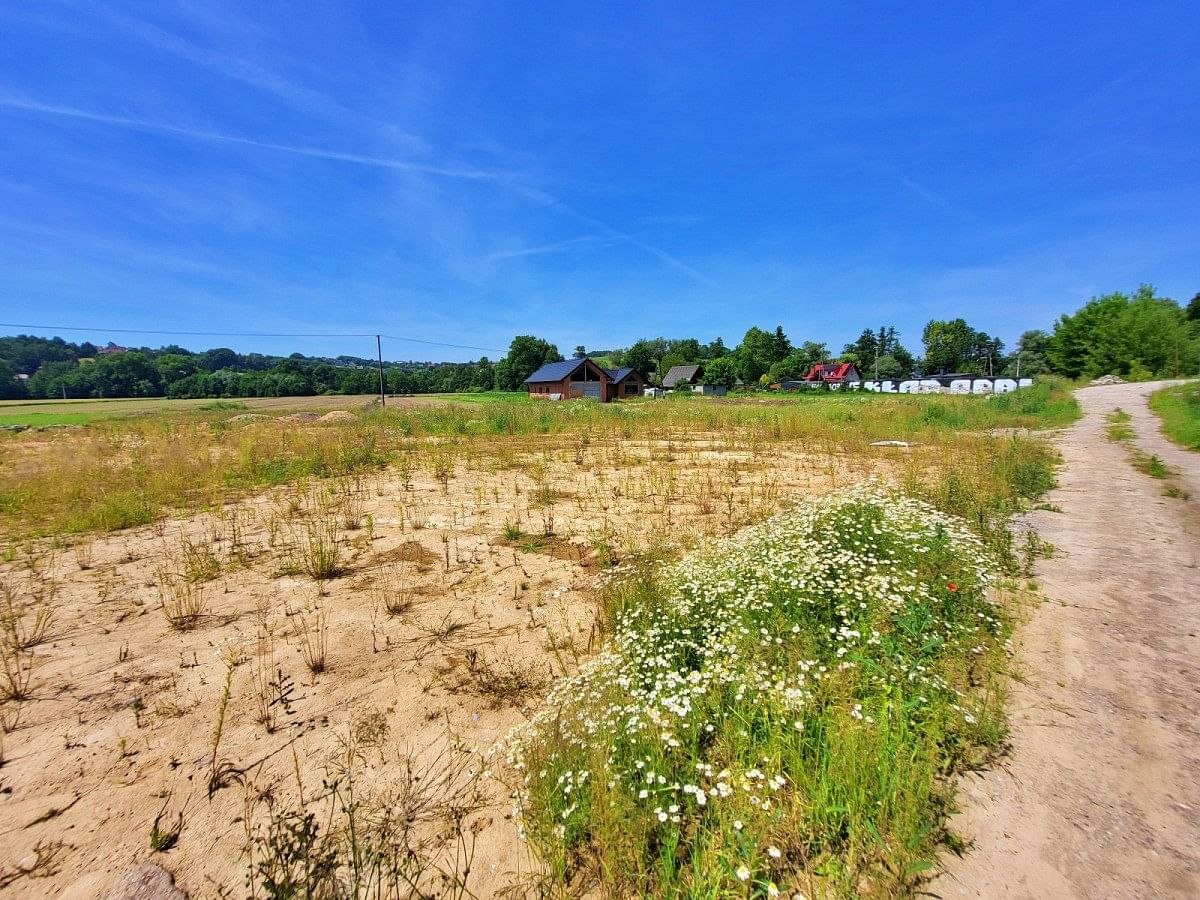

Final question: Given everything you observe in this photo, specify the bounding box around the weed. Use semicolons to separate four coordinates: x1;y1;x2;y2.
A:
373;568;416;617
336;478;367;530
1132;452;1170;480
207;643;242;797
150;799;184;852
252;635;296;733
73;539;95;570
294;606;329;674
156;570;207;630
0;574;56;650
244;733;485;899
179;533;221;582
296;518;342;580
0;640;33;703
465;651;548;708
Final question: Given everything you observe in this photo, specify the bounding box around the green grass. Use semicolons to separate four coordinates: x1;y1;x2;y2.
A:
1105;408;1135;442
1149;383;1200;451
0;383;1076;541
504;486;1017;896
1105;406;1176;482
1132;452;1170;480
0;411;107;426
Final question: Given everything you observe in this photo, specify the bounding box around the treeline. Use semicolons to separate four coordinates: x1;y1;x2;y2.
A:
566;285;1199;387
2;286;1197;401
0;338;498;400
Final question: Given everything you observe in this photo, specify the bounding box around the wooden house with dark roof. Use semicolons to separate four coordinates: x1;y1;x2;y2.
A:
524;358;609;400
606;366;649;399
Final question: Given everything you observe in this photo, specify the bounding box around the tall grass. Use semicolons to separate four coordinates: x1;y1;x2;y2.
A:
1149;383;1200;450
0;385;1077;541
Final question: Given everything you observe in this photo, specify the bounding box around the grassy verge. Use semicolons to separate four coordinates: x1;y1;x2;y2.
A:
500;484;1017;896
1149;383;1200;451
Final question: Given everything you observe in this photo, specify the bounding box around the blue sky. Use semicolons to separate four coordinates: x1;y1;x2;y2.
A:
1;2;1197;362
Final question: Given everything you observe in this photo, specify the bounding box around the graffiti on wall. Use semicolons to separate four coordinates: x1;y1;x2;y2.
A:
856;377;1034;394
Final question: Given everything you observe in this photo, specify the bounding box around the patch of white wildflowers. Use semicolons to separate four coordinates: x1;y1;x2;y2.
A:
499;483;1006;886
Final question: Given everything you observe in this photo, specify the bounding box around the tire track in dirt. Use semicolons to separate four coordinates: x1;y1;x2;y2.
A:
934;381;1200;899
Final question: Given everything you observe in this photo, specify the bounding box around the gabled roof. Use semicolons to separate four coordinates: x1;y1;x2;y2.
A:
804;362;859;382
524;358;612;384
661;364;701;388
606;367;641;383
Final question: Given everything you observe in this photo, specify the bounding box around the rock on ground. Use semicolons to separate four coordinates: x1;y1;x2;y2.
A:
101;863;187;899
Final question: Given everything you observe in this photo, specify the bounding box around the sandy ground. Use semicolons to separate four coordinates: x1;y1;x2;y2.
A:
935;381;1200;899
0;428;857;897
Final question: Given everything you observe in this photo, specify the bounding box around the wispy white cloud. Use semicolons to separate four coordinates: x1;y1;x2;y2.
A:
484;236;612;263
1;93;716;286
84;2;430;154
510;184;717;286
0;94;506;181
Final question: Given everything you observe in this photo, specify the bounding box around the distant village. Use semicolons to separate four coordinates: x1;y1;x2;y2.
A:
522;356;1033;402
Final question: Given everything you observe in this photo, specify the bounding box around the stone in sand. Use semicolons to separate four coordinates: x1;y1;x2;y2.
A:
102;863;187;900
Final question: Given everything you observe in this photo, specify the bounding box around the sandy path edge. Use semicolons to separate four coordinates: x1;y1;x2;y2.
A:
932;381;1200;899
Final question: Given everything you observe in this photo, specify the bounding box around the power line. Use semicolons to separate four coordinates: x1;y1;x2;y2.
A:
379;334;502;354
0;322;505;354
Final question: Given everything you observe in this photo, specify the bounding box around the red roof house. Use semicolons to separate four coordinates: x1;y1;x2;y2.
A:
804;362;862;384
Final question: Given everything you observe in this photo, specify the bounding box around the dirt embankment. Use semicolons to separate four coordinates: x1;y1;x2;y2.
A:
936;381;1200;899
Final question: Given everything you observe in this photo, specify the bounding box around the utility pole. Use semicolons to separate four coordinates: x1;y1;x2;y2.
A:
375;335;386;408
1015;351;1022;379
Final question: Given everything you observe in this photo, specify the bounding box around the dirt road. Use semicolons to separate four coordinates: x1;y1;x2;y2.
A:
935;381;1200;898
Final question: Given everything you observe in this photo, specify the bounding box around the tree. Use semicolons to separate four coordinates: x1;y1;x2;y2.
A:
844;328;878;364
154;353;200;385
766;343;828;382
735;327;787;384
493;335;563;391
704;337;728;358
1005;330;1052;376
1048;286;1198;378
1186;292;1200;322
772;326;792;361
704;356;738;388
25;360;77;398
666;338;702;361
0;360;26;399
573;345;587;359
199;348;239;372
922;319;1002;374
622;339;660;379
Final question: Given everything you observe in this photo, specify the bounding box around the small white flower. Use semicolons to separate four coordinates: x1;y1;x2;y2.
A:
735;865;751;881
767;845;781;858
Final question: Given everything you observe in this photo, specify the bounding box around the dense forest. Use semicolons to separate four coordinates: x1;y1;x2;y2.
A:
2;286;1197;401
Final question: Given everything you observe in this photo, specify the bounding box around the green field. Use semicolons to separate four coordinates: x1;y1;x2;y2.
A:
0;394;384;425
